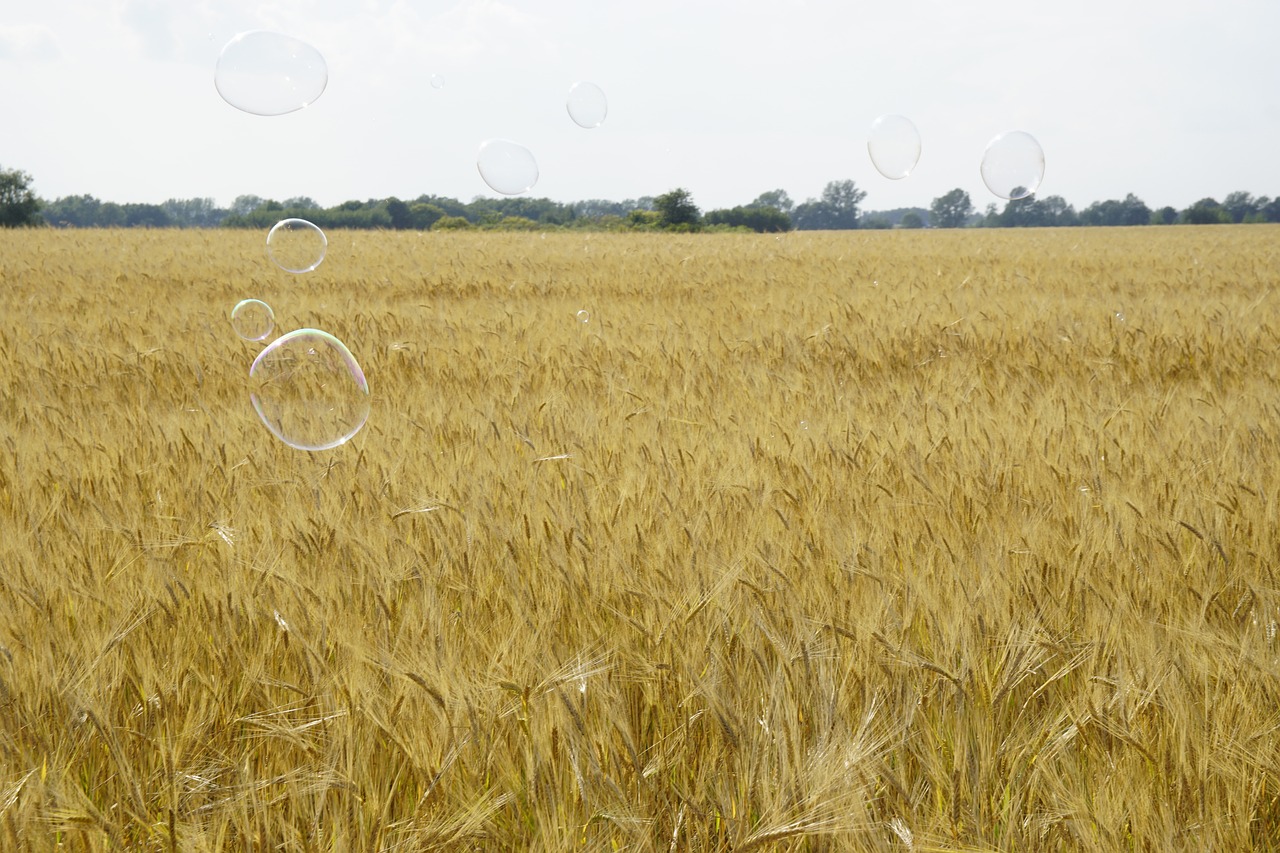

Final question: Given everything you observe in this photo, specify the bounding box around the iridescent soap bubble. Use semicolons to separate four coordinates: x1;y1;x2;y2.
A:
981;130;1045;200
867;114;921;180
214;31;327;116
567;81;607;128
476;139;539;195
267;218;327;273
576;309;590;323
230;298;274;342
249;329;370;451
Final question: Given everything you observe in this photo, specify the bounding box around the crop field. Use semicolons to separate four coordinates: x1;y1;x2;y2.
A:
1;225;1279;850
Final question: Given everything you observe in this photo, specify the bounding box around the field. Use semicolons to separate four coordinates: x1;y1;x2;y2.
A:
1;225;1279;850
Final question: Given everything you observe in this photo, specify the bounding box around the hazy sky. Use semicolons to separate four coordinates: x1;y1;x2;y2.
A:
2;0;1278;213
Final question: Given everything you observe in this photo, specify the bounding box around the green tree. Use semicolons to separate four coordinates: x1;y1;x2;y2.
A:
0;166;42;227
899;211;924;229
385;197;412;229
1153;206;1178;225
654;188;701;229
704;205;792;232
751;189;794;214
792;180;866;230
929;189;973;228
1181;198;1229;224
1222;191;1258;223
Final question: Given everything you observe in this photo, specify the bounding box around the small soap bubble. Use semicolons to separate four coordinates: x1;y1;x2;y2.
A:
430;74;445;89
867;114;921;180
577;309;590;323
249;329;370;451
476;139;539;195
981;130;1045;200
266;219;327;273
230;298;274;342
567;81;608;128
214;31;327;116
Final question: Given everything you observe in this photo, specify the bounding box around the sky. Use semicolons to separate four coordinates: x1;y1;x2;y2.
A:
2;0;1278;214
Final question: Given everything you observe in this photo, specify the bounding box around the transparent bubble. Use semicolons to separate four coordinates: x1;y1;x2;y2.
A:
476;139;539;195
576;309;590;323
867;114;921;180
214;31;327;116
231;298;275;342
267;219;327;273
249;329;370;451
567;81;608;128
981;131;1045;200
430;74;445;89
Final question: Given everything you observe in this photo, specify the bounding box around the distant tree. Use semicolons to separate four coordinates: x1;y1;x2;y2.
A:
792;179;866;230
998;193;1044;227
122;203;171;228
385;197;412;229
860;215;892;230
431;215;472;230
628;209;661;229
282;196;320;210
654;188;701;229
1261;196;1280;223
1153;205;1179;225
929;189;973;228
230;194;266;217
751;189;794;214
1222;191;1258;223
408;203;445;230
0;166;42;227
161;197;225;228
899;211;924;229
704;205;792;232
1037;195;1078;226
1181;198;1229;224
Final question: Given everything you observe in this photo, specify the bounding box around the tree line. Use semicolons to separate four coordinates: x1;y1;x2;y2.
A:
3;165;1279;232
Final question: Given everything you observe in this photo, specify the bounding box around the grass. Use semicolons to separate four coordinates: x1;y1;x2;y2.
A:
0;225;1278;850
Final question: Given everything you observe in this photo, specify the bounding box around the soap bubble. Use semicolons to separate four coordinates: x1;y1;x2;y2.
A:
430;74;445;89
476;139;539;195
214;31;327;116
981;131;1045;200
266;219;327;273
249;329;370;451
576;309;590;323
230;299;274;342
867;114;921;180
567;82;608;128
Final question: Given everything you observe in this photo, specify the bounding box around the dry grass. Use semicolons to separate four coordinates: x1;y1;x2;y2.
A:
1;225;1278;850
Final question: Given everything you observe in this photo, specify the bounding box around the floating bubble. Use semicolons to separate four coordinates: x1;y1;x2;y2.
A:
981;131;1045;200
867;114;921;180
576;309;590;323
267;219;327;273
214;31;327;116
567;81;607;129
476;139;539;195
430;74;445;90
249;329;370;451
231;298;275;342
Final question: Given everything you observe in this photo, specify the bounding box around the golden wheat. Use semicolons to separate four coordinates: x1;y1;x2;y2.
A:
0;225;1278;850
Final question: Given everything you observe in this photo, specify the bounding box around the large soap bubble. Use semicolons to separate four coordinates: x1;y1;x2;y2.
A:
215;31;327;116
981;131;1045;200
567;82;608;128
231;298;274;342
867;114;921;180
267;219;327;273
249;329;370;451
476;139;539;195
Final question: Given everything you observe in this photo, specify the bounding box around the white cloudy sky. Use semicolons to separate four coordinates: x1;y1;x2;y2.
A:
1;0;1277;213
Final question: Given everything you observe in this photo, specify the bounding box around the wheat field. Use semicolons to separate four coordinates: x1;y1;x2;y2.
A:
0;225;1278;850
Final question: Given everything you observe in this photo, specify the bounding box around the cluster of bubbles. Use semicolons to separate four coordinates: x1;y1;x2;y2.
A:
215;31;369;451
211;29;1048;450
867;113;1046;200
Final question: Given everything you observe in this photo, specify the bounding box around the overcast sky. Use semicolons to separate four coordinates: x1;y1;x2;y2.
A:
2;0;1278;213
